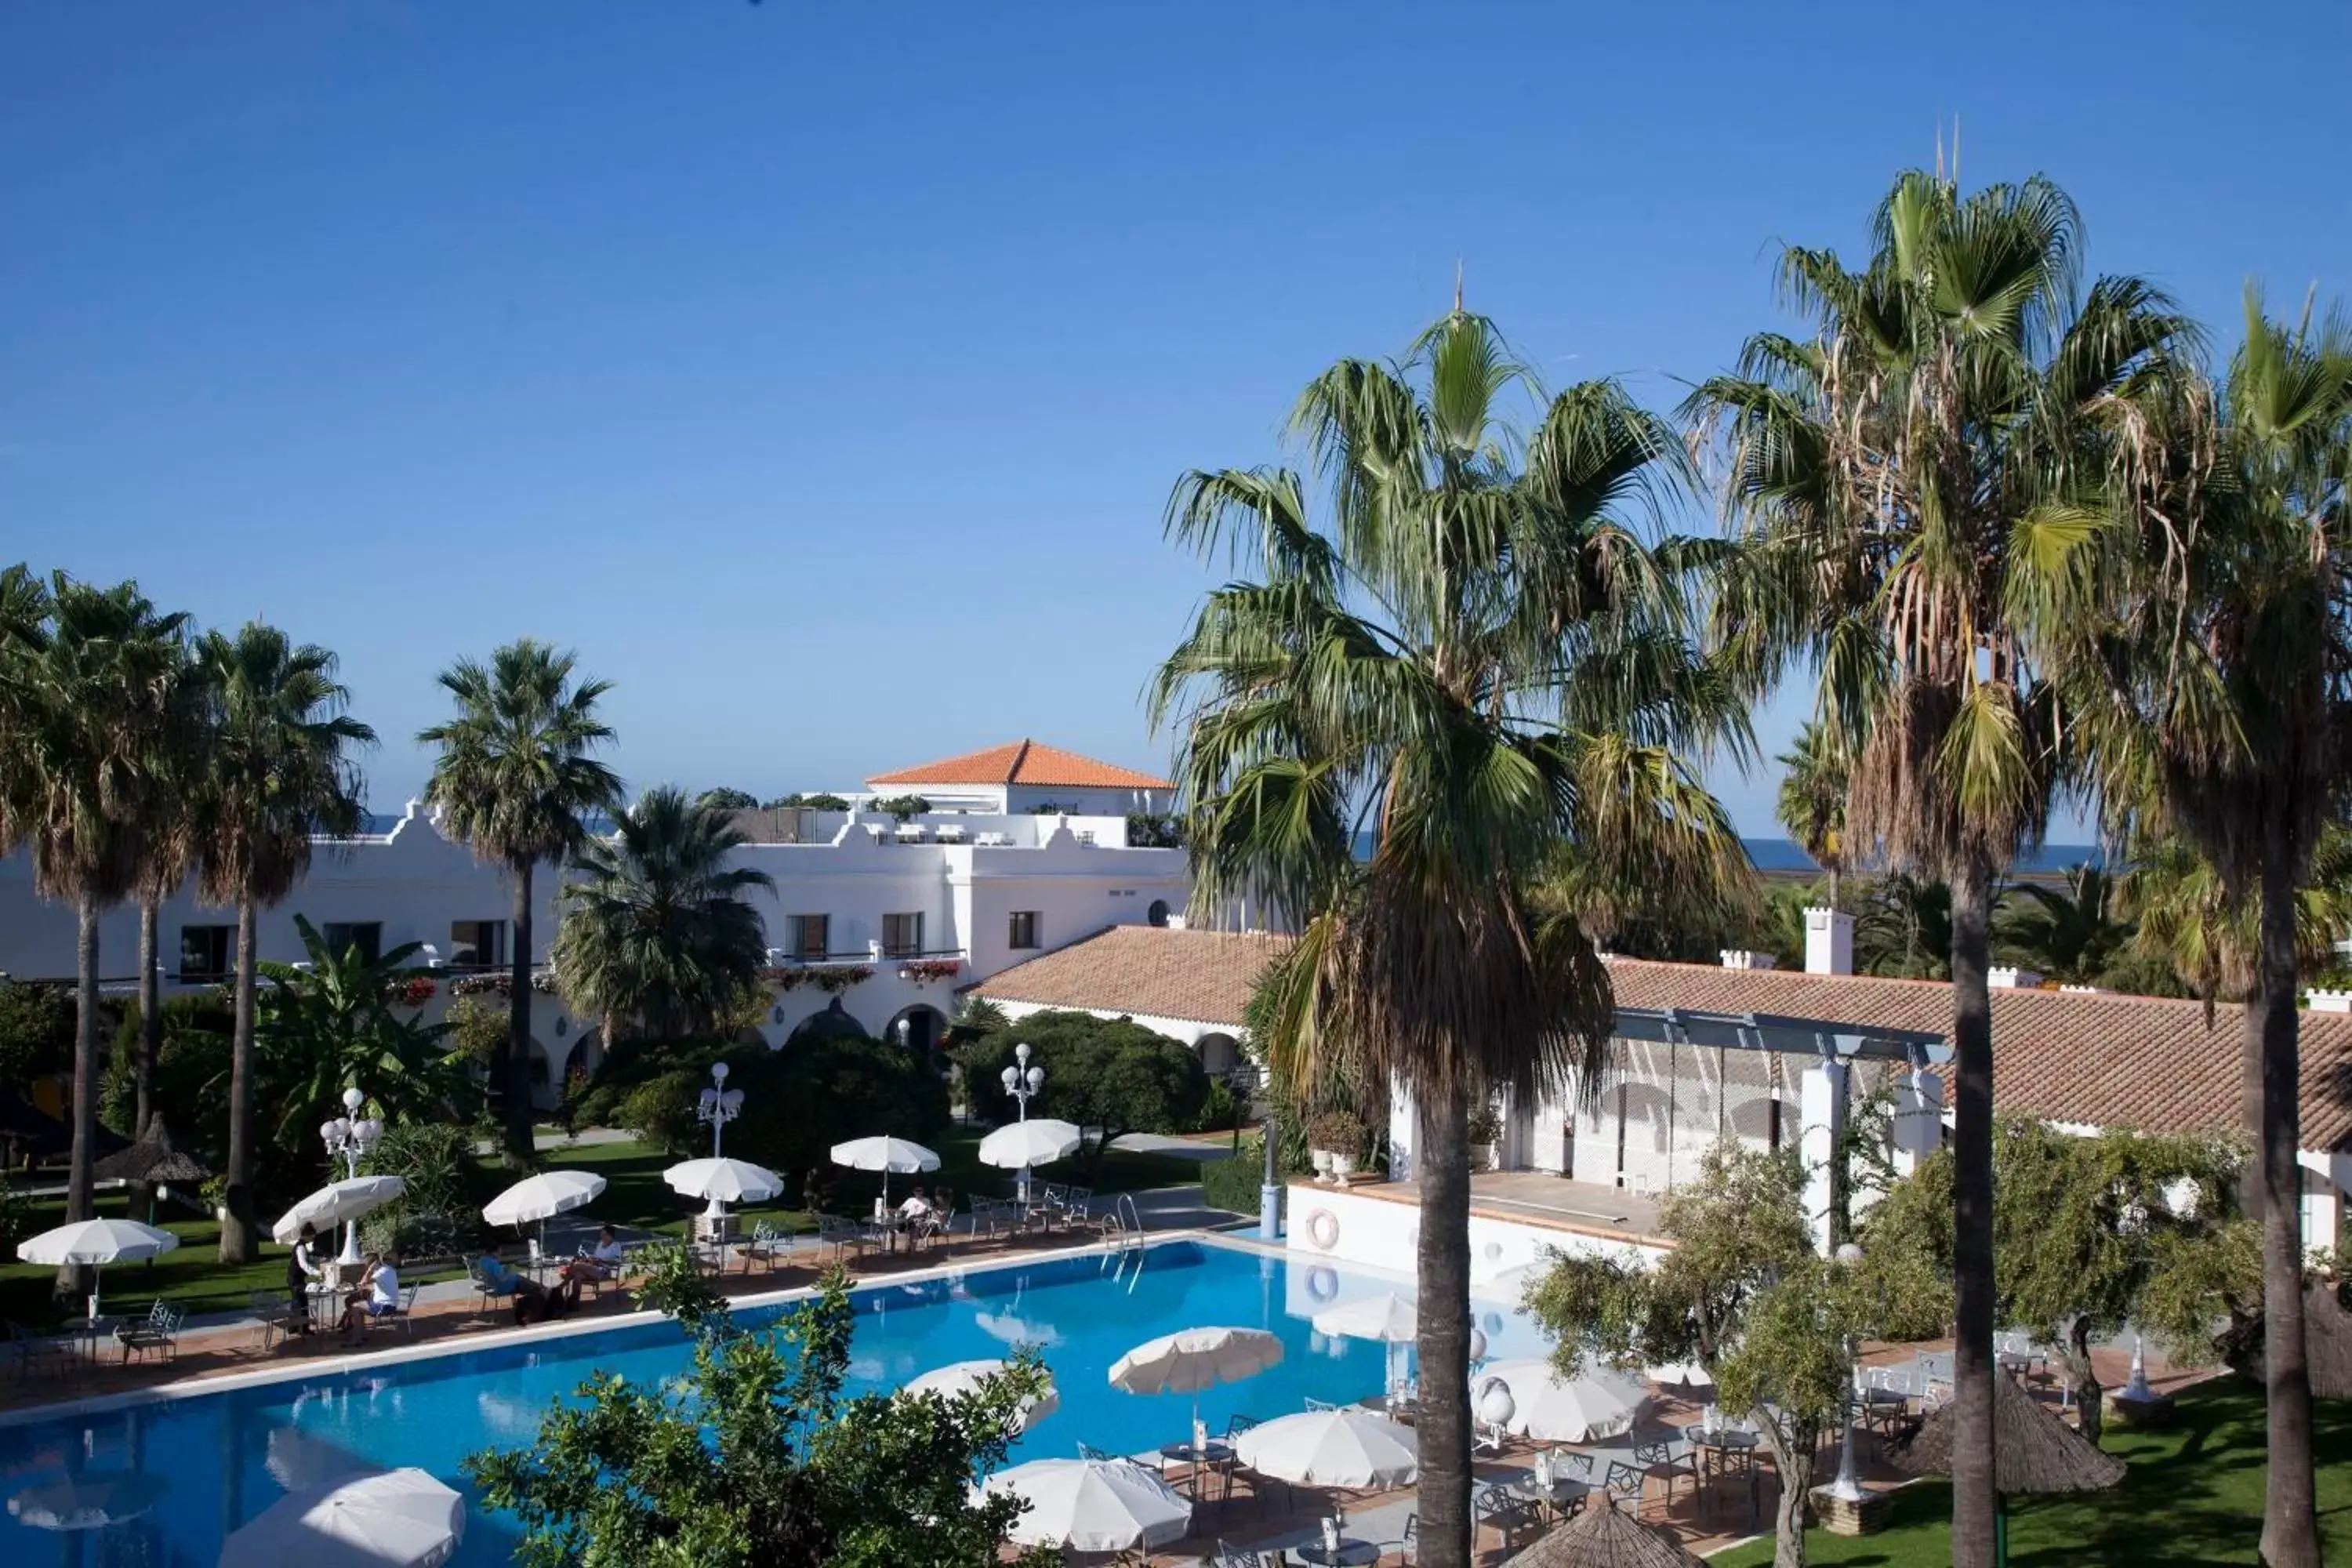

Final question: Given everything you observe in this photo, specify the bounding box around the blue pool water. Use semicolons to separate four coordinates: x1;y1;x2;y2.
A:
0;1241;1550;1566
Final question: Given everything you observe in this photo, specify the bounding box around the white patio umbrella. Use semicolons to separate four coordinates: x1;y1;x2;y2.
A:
975;1457;1191;1553
976;1118;1082;1171
1110;1325;1284;1437
13;1218;180;1318
272;1176;405;1246
1645;1361;1715;1391
482;1167;608;1260
829;1135;940;1213
900;1358;1060;1432
218;1467;463;1568
662;1156;783;1219
9;1472;169;1530
1232;1406;1419;1490
1479;1357;1649;1443
1311;1290;1417;1399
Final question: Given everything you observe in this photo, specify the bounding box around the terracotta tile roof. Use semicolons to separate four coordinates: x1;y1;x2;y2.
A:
867;739;1174;792
974;928;2352;1152
971;924;1293;1028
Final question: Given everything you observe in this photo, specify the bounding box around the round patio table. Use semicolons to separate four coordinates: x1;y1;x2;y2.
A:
1504;1471;1591;1519
1290;1538;1379;1567
1156;1439;1236;1500
1688;1426;1762;1524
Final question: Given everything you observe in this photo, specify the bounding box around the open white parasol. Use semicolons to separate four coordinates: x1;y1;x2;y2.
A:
1232;1406;1419;1489
900;1359;1060;1433
829;1135;940;1211
975;1457;1191;1553
1479;1358;1649;1443
217;1467;463;1568
272;1176;405;1246
14;1218;180;1318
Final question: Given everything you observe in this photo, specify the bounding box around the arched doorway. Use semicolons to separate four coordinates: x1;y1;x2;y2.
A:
784;998;871;1050
1147;898;1171;927
885;1004;950;1068
526;1036;555;1110
1195;1031;1240;1077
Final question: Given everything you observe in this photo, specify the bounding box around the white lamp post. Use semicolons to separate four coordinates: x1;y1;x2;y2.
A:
695;1062;746;1219
1000;1043;1045;1203
318;1086;385;1266
1821;1240;1868;1503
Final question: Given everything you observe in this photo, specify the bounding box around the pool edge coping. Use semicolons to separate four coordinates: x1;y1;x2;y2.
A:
2;1229;1248;1430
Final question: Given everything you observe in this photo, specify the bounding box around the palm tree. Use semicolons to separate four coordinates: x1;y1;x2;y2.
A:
553;785;775;1047
1690;170;2190;1565
2116;832;2352;1020
1992;862;2132;984
419;641;619;1159
194;624;374;1262
0;574;191;1281
1775;720;1850;906
2066;290;2352;1565
131;649;205;1141
1853;873;1953;979
253;915;479;1150
1152;308;1748;1568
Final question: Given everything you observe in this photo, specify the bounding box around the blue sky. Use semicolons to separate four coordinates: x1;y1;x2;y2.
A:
4;3;2346;834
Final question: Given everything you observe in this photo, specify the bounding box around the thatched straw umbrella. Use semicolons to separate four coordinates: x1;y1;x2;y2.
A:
93;1116;212;1223
1889;1369;2123;1566
1501;1496;1705;1568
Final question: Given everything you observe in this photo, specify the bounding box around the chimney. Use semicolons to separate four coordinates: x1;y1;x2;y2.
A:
1987;966;2042;989
1719;949;1778;971
1803;908;1854;976
2309;989;2352;1015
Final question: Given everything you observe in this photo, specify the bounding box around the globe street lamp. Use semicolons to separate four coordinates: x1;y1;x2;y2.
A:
1822;1240;1869;1504
319;1087;384;1266
695;1062;746;1220
1000;1043;1045;1203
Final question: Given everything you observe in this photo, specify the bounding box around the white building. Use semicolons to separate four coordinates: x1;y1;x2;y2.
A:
0;742;1189;1110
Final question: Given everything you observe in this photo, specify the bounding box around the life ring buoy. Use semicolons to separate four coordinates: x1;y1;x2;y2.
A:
1305;1265;1340;1302
1305;1207;1341;1252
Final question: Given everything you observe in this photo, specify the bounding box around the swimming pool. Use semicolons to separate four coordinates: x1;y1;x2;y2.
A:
0;1239;1552;1564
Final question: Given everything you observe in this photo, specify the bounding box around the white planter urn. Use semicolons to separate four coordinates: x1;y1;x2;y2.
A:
1310;1148;1335;1184
1330;1152;1358;1183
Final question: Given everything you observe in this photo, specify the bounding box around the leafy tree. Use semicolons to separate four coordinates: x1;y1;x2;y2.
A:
1775;720;1850;907
194;622;374;1261
252;915;480;1152
2115;830;2352;1018
1125;811;1185;849
2064;291;2352;1564
101;994;232;1165
1992;863;2132;984
467;1266;1055;1568
554;785;775;1048
1153;306;1747;1568
763;792;850;811
1526;1142;1944;1568
694;786;758;812
1694;168;2192;1563
358;1121;498;1259
419;640;621;1159
956;1009;1210;1179
0;978;74;1088
0;571;193;1286
1865;1119;2247;1445
867;793;931;822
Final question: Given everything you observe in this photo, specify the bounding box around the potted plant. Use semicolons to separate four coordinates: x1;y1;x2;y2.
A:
1467;1104;1503;1171
1308;1110;1366;1185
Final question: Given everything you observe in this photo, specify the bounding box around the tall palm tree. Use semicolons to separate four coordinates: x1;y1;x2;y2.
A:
1152;308;1748;1568
0;574;191;1282
1991;862;2132;984
553;785;775;1046
2116;831;2352;1019
419;641;619;1159
131;647;205;1139
194;623;374;1262
2067;289;2352;1566
1774;720;1850;906
1690;170;2190;1566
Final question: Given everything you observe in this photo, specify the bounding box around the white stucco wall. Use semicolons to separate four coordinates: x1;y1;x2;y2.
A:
1283;1182;1668;1294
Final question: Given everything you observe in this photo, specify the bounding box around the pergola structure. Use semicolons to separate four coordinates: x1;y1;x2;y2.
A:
1608;1007;1952;1253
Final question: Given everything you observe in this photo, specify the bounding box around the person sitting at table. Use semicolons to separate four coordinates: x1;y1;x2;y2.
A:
477;1251;527;1295
284;1225;322;1331
560;1225;626;1288
896;1187;934;1224
339;1251;401;1345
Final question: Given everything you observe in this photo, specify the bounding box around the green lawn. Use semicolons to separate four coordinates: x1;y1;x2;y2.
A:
1712;1380;2352;1565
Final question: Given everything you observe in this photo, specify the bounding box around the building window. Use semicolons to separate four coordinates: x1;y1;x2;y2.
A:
179;925;234;982
451;920;507;968
789;914;830;960
322;922;383;965
882;913;924;958
1008;910;1041;950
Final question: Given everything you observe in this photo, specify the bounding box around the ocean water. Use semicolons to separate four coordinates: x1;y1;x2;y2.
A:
0;1241;1548;1566
1348;831;2100;876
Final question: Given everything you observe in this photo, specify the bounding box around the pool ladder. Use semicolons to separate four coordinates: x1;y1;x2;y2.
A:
1098;1193;1147;1261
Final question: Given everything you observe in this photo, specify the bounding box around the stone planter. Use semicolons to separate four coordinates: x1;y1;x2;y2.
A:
1809;1485;1895;1536
1310;1149;1335;1184
1468;1143;1497;1172
1330;1152;1358;1183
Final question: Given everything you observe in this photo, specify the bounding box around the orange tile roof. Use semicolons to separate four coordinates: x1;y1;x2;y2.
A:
973;930;2352;1152
972;924;1292;1027
866;739;1174;792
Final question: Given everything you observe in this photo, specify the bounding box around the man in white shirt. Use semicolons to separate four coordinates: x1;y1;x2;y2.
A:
339;1252;401;1344
897;1187;933;1221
